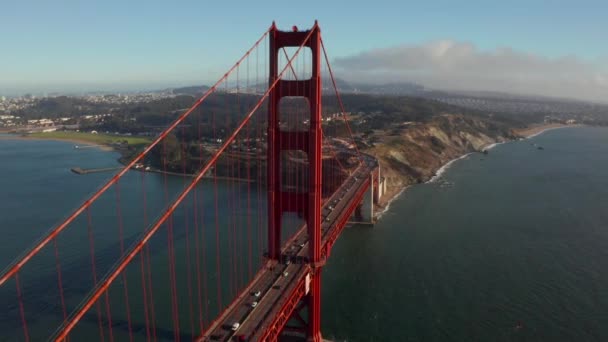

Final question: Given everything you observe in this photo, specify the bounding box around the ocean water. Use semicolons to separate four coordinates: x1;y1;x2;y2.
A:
1;126;608;341
322;126;608;341
0;138;273;341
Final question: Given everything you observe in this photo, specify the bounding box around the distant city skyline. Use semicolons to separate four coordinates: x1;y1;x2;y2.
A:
2;0;607;102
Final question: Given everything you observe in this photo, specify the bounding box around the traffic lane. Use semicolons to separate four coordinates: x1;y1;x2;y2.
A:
206;226;311;339
249;163;375;327
294;178;364;262
222;235;309;337
248;265;308;340
206;252;305;339
283;168;369;261
321;174;369;244
230;229;311;336
206;268;282;341
242;173;369;338
237;263;304;335
204;162;375;340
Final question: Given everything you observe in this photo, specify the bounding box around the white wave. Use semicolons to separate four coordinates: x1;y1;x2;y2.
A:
375;186;408;220
375;151;474;220
374;126;580;221
483;141;507;150
426;152;473;184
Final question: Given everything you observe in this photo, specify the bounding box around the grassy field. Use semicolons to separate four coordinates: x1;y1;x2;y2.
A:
27;131;152;146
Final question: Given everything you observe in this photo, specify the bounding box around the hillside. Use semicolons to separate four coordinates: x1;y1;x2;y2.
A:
363;114;516;205
12;91;542;207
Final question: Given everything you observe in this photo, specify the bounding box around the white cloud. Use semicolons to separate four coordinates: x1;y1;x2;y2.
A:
334;40;608;103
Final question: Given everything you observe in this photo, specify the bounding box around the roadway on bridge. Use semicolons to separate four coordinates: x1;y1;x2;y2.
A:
203;154;377;341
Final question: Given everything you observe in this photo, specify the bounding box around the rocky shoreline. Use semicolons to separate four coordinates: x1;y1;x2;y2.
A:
2;122;580;220
370;122;579;218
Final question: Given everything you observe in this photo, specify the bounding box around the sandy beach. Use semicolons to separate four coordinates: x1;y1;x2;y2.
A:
514;123;576;138
0;134;116;151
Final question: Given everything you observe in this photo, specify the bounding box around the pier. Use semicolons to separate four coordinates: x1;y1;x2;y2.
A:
70;167;122;175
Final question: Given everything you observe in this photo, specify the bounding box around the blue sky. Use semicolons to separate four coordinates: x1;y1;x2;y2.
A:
1;0;607;99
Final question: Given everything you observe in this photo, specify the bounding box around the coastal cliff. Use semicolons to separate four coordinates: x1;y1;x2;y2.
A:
362;113;518;207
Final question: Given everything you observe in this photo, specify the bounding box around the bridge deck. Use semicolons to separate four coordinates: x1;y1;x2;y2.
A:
202;155;377;341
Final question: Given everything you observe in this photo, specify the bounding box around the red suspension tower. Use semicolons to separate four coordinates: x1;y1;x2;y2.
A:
267;22;324;341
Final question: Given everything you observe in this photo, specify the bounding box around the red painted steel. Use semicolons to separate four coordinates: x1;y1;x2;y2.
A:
266;21;324;341
52;24;314;342
0;27;272;288
323;177;371;258
3;22;380;342
256;269;309;341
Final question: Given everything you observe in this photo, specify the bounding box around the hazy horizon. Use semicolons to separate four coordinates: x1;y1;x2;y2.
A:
2;75;606;106
2;1;606;104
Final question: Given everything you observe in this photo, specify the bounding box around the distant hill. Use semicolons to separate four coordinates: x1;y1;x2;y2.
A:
321;77;424;95
321;77;425;95
321;77;357;92
14;96;98;119
171;85;210;96
243;78;424;96
350;82;425;95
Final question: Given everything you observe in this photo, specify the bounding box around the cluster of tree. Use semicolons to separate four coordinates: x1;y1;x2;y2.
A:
14;96;113;119
14;91;555;135
322;94;536;132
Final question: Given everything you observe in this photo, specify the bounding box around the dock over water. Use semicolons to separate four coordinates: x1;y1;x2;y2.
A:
70;167;122;175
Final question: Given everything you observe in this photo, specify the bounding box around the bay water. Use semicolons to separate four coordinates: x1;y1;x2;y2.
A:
1;127;608;341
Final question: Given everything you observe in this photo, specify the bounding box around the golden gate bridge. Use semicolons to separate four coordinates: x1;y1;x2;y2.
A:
0;22;386;341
